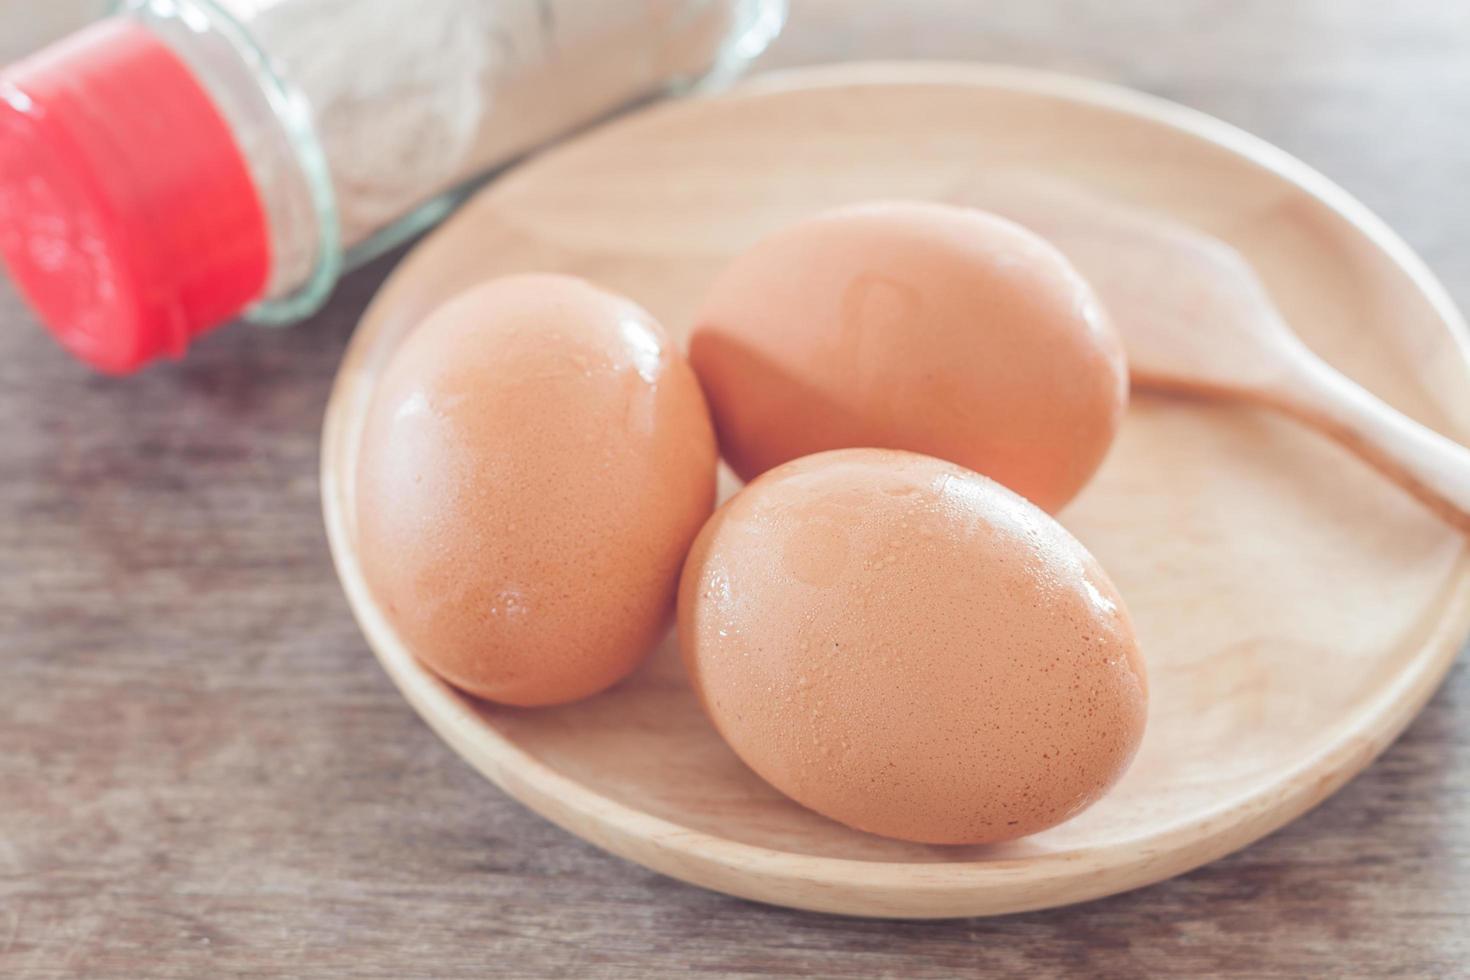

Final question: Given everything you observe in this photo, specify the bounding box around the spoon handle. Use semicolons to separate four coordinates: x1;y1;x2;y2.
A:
1258;350;1470;534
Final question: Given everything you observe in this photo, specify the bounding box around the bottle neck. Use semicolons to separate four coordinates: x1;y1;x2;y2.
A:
125;0;341;323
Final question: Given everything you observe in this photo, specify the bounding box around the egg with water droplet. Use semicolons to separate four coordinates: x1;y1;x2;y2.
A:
677;449;1146;845
356;274;717;706
689;201;1127;512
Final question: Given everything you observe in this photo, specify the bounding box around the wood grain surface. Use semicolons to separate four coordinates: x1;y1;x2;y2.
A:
2;1;1468;976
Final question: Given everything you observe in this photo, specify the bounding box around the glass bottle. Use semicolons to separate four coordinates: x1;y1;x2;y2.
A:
0;0;787;373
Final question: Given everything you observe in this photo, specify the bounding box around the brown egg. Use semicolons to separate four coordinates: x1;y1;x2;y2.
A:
357;274;717;707
689;201;1128;512
677;449;1146;845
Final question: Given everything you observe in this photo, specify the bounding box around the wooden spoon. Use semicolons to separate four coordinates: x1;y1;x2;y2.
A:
959;176;1470;534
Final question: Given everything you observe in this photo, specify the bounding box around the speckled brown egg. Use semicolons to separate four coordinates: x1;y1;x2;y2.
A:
356;274;717;707
689;200;1128;512
677;448;1146;844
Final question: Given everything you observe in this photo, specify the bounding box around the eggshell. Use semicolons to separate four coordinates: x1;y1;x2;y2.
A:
677;448;1147;845
356;274;717;707
689;201;1128;512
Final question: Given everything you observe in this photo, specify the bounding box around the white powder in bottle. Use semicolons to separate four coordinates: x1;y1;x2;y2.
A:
215;0;774;249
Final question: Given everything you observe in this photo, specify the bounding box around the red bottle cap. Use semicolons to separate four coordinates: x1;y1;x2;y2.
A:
0;17;270;374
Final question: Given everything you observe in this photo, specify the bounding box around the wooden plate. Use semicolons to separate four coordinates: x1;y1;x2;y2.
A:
321;63;1470;918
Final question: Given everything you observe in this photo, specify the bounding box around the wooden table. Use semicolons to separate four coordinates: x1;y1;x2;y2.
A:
3;2;1467;976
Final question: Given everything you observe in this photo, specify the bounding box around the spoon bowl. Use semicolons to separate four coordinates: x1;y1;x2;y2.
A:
965;174;1470;533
